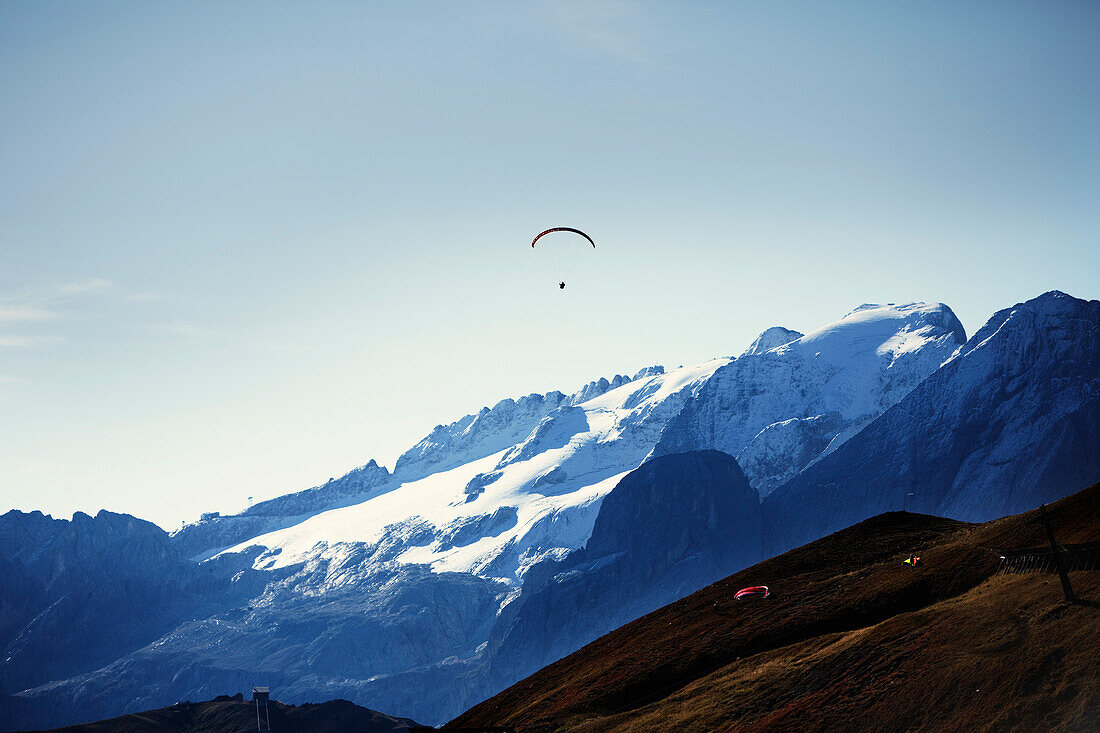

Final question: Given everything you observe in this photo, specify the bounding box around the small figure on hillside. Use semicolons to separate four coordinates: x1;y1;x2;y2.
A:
903;555;922;567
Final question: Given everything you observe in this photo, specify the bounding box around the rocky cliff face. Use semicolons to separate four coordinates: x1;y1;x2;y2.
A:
0;510;245;698
476;450;762;708
764;291;1100;554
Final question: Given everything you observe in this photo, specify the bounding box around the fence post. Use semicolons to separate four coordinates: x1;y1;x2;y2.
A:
1040;504;1076;603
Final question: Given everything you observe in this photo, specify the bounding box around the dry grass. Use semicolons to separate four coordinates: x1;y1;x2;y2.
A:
449;483;1100;732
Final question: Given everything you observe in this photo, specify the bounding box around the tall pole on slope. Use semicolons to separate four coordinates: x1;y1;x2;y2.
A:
1040;504;1076;603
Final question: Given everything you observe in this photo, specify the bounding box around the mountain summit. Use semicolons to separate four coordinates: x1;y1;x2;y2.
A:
765;290;1100;554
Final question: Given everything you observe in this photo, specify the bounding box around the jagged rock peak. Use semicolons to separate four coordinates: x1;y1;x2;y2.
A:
568;374;633;405
632;365;665;380
1;507;176;579
238;459;393;518
742;326;804;356
393;391;570;481
394;367;668;481
943;290;1095;368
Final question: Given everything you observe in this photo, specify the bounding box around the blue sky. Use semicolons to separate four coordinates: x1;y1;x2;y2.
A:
2;1;1098;529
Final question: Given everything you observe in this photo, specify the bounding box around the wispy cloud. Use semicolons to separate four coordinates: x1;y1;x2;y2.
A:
0;278;115;384
0;305;57;322
545;0;661;67
13;461;61;474
54;278;113;296
0;278;115;321
149;320;219;342
0;335;62;348
252;338;307;356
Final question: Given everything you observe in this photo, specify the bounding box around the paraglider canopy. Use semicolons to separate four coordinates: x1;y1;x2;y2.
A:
531;227;595;289
734;585;770;600
531;227;596;248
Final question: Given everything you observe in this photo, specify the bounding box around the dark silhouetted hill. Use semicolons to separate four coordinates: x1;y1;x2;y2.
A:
11;693;424;732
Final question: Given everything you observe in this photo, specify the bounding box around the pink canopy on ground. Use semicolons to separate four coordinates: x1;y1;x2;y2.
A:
734;585;770;599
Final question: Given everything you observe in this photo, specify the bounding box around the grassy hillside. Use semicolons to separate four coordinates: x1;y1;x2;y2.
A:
449;483;1100;732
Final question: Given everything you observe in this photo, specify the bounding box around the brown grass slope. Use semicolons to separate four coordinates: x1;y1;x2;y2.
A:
449;483;1100;732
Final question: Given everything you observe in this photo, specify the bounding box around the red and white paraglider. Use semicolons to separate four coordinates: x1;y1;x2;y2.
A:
531;227;595;289
531;227;596;249
734;585;770;600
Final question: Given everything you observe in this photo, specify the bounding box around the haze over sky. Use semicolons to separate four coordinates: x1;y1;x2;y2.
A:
2;2;1098;529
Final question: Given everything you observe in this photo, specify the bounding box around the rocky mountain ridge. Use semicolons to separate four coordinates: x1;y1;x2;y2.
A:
2;291;1097;730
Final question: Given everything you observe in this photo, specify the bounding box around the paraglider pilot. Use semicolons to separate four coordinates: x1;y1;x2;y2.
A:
530;228;595;292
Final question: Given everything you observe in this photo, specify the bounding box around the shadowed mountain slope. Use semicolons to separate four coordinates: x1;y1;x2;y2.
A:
474;451;762;706
13;694;424;733
449;482;1100;732
0;510;251;697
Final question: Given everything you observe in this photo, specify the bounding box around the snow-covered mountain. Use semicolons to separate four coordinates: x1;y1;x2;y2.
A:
3;292;1096;730
653;301;967;495
763;290;1100;553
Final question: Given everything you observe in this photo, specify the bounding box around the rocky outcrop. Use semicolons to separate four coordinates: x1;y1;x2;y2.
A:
394;393;569;482
393;372;650;483
741;326;803;356
734;413;845;496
